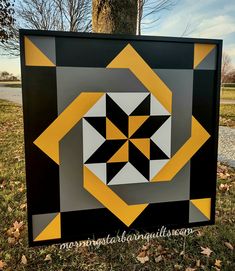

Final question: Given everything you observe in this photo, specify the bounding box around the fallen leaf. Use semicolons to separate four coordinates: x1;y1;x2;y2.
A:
7;206;12;212
0;260;6;270
196;259;200;267
20;203;27;210
185;267;196;271
13;229;20;238
196;230;204;237
13;221;23;230
155;255;162;263
44;254;52;261
6;228;14;236
224;242;233;250
219;183;230;192
137;251;146;258
214;259;222;268
7;237;15;244
200;246;213;257
18;186;24;192
137;255;149;264
174;264;182;270
21;255;27;265
141;245;149;251
179;250;184;256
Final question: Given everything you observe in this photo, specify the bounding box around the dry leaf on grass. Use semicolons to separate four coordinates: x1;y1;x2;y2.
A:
196;259;200;267
224;242;233;250
136;251;149;264
200;246;213;257
219;183;231;192
214;259;222;268
21;255;27;265
44;254;52;261
196;230;204;237
7;206;12;212
174;264;182;270
185;267;196;271
7;237;15;245
0;261;6;270
155;255;163;263
13;221;23;230
13;229;20;238
137;255;149;264
20;203;27;210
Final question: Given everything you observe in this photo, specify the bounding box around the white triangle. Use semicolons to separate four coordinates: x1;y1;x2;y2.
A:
82;119;105;162
108;162;148;185
84;95;106;117
151;117;171;157
150;160;169;180
85;163;106;184
108;92;149;115
151;94;170;115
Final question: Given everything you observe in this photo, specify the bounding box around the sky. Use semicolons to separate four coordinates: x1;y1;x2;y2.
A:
0;0;235;76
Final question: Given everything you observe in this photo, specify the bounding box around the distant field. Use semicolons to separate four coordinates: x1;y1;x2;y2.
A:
0;81;21;88
221;87;235;100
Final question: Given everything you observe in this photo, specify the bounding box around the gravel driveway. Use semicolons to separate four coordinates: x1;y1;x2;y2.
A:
0;87;234;167
218;126;235;167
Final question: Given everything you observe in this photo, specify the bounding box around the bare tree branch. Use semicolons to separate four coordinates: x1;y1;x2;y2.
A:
0;0;91;56
221;53;233;84
0;0;15;43
137;0;177;35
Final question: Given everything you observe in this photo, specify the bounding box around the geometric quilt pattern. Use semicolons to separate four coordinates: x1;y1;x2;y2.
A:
83;93;171;185
20;29;222;246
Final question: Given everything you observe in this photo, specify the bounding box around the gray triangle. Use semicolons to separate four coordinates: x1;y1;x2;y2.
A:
154;69;193;156
32;213;58;240
189;202;209;223
29;36;56;65
196;47;216;70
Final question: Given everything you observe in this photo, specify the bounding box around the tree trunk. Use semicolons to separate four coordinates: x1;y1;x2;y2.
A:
92;0;137;35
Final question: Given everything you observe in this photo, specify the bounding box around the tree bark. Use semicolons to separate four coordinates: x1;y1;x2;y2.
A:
92;0;137;35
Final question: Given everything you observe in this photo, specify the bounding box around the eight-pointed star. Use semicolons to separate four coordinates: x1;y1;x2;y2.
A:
84;94;170;183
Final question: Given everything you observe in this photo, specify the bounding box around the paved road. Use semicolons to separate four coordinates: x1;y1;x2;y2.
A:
0;87;22;104
220;99;235;104
0;87;234;167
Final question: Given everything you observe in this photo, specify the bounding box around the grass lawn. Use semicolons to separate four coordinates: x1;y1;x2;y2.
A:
220;104;235;127
221;88;235;100
0;99;235;271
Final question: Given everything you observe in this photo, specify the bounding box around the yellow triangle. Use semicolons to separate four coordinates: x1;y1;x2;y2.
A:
129;116;148;137
106;118;127;140
194;44;215;68
25;36;55;67
108;141;129;162
34;213;61;241
191;198;211;220
130;138;150;159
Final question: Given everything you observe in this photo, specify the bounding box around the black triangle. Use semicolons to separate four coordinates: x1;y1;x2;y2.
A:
106;94;128;137
129;141;149;180
150;140;169;160
130;94;150;116
107;162;127;184
85;140;126;164
84;117;106;138
131;115;170;138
